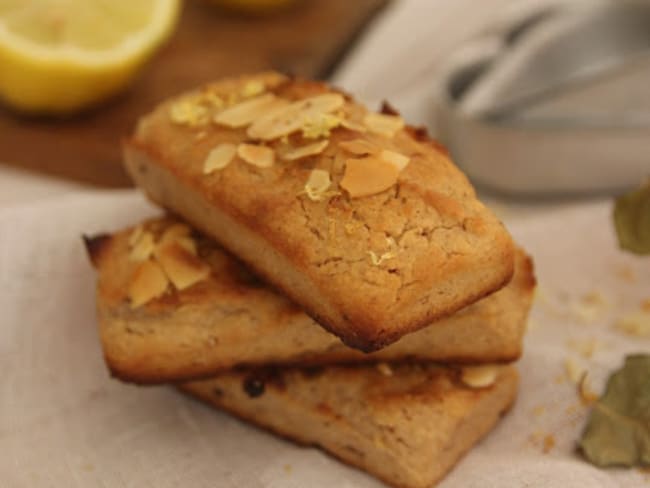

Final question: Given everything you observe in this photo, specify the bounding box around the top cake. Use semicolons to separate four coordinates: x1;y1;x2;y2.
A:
124;71;514;351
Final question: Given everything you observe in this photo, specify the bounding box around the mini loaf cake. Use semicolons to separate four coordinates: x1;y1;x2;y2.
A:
84;217;534;383
124;72;515;351
180;362;519;488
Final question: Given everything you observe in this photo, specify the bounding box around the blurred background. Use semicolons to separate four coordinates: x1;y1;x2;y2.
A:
0;0;648;206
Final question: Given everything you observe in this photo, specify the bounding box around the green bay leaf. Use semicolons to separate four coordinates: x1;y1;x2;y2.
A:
613;180;650;255
579;354;650;467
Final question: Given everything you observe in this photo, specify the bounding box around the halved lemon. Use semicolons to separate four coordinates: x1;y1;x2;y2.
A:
0;0;180;114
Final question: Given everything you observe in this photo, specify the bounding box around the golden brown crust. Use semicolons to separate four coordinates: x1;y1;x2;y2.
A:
179;363;519;488
87;217;534;384
82;233;112;268
124;71;515;350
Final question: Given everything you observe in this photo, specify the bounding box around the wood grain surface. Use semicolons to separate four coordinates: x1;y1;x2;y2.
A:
0;0;387;187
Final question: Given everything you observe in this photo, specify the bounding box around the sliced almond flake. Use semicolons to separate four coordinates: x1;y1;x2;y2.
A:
159;223;192;246
129;231;155;262
280;140;329;161
237;143;274;168
197;86;225;109
301;113;341;139
247;93;345;141
340;157;399;198
461;365;499;388
213;94;282;128
241;80;266;98
155;241;211;291
175;236;198;255
203;143;237;174
128;225;145;247
340;118;367;133
338;139;377;155
303;169;332;202
363;112;404;137
380;149;410;172
128;259;169;308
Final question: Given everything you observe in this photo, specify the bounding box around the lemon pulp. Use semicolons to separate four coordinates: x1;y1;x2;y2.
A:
0;0;180;114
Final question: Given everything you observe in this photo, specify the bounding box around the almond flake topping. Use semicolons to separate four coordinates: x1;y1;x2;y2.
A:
301;113;341;139
237;143;274;168
339;141;410;172
363;112;404;137
155;241;211;291
280;140;329;161
303;169;333;201
241;80;266;98
340;118;367;133
129;231;155;262
247;93;345;141
213;94;285;128
175;236;198;255
340;157;399;198
127;223;211;307
380;149;410;172
128;225;145;247
128;259;169;309
461;365;499;388
338;139;377;155
203;143;237;174
159;223;191;246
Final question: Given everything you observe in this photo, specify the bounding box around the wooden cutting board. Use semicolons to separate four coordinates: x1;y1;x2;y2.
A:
0;0;387;187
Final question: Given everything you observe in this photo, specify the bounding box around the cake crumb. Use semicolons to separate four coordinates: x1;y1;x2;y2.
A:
542;434;556;453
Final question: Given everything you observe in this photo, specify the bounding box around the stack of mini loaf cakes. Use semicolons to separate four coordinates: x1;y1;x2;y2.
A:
85;72;535;488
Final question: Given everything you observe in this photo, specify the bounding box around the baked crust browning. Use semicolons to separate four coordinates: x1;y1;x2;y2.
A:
124;72;515;350
85;218;534;384
179;363;519;488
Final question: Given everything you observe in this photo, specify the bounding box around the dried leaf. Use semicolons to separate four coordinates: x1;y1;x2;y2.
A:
613;180;650;255
579;354;650;467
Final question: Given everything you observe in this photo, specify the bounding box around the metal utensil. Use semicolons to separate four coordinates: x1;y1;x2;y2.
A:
436;0;650;196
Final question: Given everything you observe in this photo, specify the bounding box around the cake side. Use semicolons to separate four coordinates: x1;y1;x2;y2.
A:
180;363;519;488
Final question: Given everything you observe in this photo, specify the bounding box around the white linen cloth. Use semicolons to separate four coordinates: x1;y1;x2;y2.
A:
1;190;648;487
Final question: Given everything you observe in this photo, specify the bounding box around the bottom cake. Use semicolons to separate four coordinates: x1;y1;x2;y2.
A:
180;363;518;488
